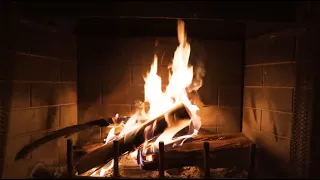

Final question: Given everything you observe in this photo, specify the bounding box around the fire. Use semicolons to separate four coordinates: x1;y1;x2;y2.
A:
88;19;204;177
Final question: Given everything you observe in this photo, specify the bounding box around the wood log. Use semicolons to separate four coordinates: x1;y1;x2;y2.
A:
15;117;128;161
139;133;253;171
75;103;190;174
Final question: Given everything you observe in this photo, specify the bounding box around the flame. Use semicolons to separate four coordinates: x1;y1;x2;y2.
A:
90;160;114;177
104;127;116;144
88;19;204;177
141;20;201;154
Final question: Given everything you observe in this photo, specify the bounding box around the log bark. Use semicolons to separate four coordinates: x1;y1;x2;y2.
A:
139;133;253;171
75;103;190;174
15;117;127;161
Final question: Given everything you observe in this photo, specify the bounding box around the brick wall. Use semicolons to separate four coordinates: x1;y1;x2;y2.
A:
242;23;297;177
0;5;77;178
77;23;244;145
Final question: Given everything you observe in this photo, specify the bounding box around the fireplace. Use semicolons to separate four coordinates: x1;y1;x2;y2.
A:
1;1;319;179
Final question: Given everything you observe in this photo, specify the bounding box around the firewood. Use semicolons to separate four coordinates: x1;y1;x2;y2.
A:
15;117;128;161
139;133;253;171
75;103;190;174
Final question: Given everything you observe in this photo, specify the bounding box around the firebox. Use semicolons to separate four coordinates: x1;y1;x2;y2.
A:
1;1;320;179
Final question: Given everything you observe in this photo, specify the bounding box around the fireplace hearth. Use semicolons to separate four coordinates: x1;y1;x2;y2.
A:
1;1;320;179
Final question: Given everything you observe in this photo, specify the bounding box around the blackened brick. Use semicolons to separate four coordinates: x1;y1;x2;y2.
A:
0;48;4;80
243;127;290;163
3;136;31;168
10;83;30;109
60;104;77;128
78;81;101;105
261;111;292;138
7;20;33;53
244;67;263;86
60;61;77;82
218;87;242;107
0;82;3;107
198;84;218;105
77;104;105;124
101;66;131;90
216;107;241;132
296;29;320;63
31;83;59;107
243;88;293;112
31;30;54;58
199;126;217;134
103;104;131;118
30;130;60;165
2;162;30;179
246;22;293;39
51;33;77;61
197;40;219;104
217;126;240;133
103;84;144;105
213;41;243;87
7;107;60;137
29;107;60;133
79;37;131;67
32;31;77;61
131;65;150;85
242;108;261;130
77;127;101;146
58;84;77;104
263;63;296;87
198;106;220;127
126;37;155;65
91;37;154;66
7;109;32;137
154;37;177;65
198;86;218;106
246;34;295;65
9;52;60;81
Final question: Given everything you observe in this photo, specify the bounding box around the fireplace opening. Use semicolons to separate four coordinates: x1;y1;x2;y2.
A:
1;1;319;179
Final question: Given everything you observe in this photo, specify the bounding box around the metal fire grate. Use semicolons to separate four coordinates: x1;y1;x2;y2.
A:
290;29;315;178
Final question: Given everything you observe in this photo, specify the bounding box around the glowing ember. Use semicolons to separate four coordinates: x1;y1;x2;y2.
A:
87;19;204;177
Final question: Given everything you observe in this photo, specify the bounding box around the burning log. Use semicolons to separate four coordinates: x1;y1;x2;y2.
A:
15;117;128;161
75;103;190;174
139;133;253;171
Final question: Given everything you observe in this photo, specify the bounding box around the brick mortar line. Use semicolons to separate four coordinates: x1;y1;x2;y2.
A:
199;105;242;109
245;61;296;67
0;80;76;84
78;103;133;107
244;86;295;89
243;107;293;114
4;103;77;111
5;49;75;62
251;128;292;140
6;127;60;140
217;105;242;109
218;86;242;89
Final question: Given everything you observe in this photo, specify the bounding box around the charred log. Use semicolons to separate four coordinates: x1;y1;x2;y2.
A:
139;133;253;171
15;117;128;161
75;103;190;174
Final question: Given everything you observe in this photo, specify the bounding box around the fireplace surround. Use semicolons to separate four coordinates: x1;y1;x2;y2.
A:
1;1;319;179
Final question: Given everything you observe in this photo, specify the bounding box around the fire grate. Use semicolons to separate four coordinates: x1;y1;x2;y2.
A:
62;133;256;179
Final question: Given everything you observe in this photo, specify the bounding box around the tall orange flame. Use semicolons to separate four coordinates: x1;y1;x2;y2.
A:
89;19;204;177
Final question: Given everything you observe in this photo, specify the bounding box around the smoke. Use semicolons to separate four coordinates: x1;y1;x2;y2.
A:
187;59;205;93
